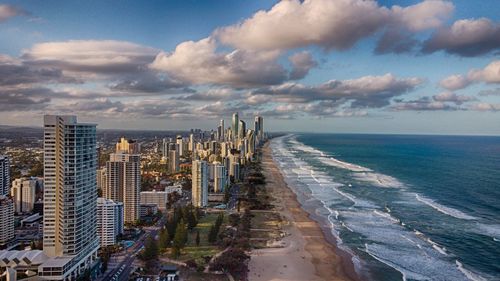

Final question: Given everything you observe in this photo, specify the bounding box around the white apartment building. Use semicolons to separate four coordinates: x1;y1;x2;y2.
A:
97;198;123;247
11;177;38;213
40;115;99;280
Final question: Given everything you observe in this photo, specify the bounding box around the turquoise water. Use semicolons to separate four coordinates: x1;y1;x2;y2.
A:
270;134;500;281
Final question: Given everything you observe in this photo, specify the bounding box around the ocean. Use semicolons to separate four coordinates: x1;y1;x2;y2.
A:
270;134;500;281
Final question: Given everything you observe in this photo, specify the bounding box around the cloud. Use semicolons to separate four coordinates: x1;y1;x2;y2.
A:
249;73;423;108
432;92;476;104
176;88;238;101
478;88;500;96
440;60;500;90
215;0;452;52
0;54;78;86
288;51;318;80
391;97;461;111
0;87;63;111
107;72;189;93
439;74;472;91
422;18;500;56
22;40;159;75
469;102;500;111
150;37;288;87
0;4;27;23
51;98;191;118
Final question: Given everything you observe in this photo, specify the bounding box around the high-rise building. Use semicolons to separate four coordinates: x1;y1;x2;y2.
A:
97;198;123;247
97;168;107;197
116;137;140;154
0;196;14;246
238;119;246;140
189;134;195;152
168;149;179;173
0;156;10;196
106;153;141;224
192;160;208;207
230;162;240;182
176;135;184;157
11;177;38;213
232;113;239;142
213;164;227;193
40;115;99;279
255;115;264;142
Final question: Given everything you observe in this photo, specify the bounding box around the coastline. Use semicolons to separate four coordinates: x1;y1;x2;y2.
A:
248;141;357;281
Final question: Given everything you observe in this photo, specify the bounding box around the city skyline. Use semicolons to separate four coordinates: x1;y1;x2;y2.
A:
1;0;499;135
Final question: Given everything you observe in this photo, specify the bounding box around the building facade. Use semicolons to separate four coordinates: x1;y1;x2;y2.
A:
0;156;10;196
97;198;123;247
192;160;208;207
106;153;141;224
11;177;38;214
40;115;99;280
0;196;14;246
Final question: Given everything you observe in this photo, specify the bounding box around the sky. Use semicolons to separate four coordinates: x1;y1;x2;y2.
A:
0;0;499;135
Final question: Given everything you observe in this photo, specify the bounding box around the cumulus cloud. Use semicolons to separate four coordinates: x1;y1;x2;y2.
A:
177;88;238;101
249;73;423;108
22;40;159;75
215;0;452;52
108;72;189;93
478;88;500;96
0;4;27;23
422;18;500;56
432;92;476;104
391;97;461;111
51;98;191;118
150;37;288;87
469;102;500;111
0;87;64;111
439;74;471;91
440;60;500;90
288;51;318;80
0;54;78;86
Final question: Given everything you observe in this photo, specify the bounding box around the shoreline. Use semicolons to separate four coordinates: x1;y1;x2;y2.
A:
248;141;358;281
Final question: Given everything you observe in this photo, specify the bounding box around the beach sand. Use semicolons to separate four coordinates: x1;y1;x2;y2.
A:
248;142;355;281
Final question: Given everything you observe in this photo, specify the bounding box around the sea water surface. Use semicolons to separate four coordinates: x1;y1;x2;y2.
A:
270;134;500;281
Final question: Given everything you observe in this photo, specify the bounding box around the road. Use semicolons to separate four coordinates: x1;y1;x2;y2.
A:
99;215;167;281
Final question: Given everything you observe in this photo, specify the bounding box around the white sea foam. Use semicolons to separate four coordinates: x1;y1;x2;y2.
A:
475;223;500;240
351;172;405;188
318;157;371;172
456;261;488;281
415;194;477;220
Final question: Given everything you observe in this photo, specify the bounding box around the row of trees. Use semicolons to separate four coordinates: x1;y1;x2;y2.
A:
207;213;224;243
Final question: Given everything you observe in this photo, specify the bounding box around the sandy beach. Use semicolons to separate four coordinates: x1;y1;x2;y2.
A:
248;142;355;281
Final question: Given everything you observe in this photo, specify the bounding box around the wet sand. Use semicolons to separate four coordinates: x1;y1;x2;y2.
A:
248;142;356;281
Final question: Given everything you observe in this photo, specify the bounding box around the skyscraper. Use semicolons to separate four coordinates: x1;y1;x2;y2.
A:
0;196;14;246
116;137;140;154
176;135;184;157
40;115;99;279
232;112;239;142
168;149;180;173
213;163;227;193
254;115;264;143
0;156;10;196
106;153;141;224
238;119;246;140
11;177;37;213
192;160;208;207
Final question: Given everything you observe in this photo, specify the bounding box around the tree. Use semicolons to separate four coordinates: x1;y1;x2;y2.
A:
140;237;159;261
172;219;187;258
158;228;170;249
195;230;200;246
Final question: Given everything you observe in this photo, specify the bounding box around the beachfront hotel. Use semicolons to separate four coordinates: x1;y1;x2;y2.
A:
39;115;100;280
